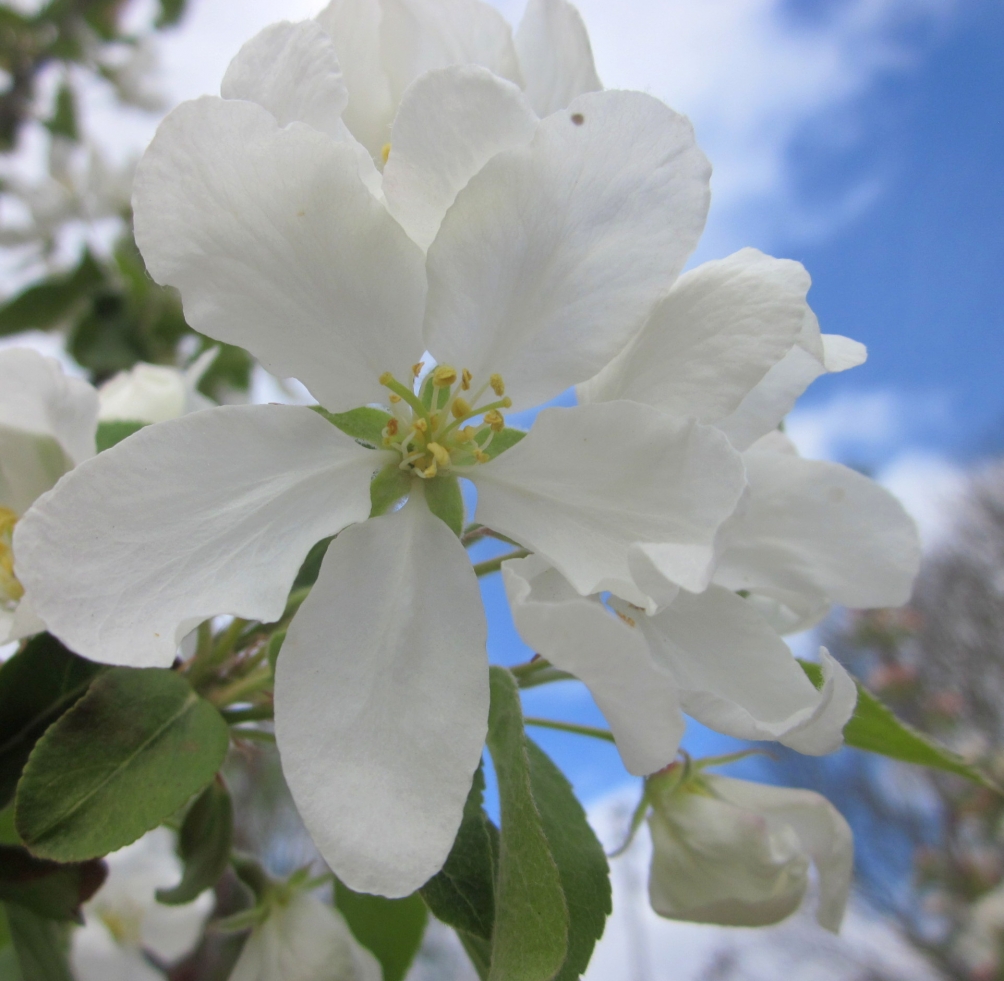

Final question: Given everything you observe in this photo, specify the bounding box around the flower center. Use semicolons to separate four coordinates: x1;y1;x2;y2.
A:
0;507;23;608
377;364;512;479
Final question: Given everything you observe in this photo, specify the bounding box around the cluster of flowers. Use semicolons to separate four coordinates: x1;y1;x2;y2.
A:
1;0;921;973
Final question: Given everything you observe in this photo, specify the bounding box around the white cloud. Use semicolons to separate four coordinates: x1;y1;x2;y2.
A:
878;451;966;552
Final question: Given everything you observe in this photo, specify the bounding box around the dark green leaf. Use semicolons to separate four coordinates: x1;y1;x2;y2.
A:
0;253;104;337
420;763;497;941
95;420;147;452
799;660;996;788
156;778;233;905
4;903;72;981
458;932;491;981
424;475;464;536
526;740;611;980
481;428;525;461
0;847;106;922
334;882;427;981
370;465;411;518
43;85;75;140
16;668;229;862
156;0;188;26
485;667;568;981
313;406;392;448
0;634;102;810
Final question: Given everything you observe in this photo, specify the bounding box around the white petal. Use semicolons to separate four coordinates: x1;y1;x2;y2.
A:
714;433;921;622
424;90;711;410
2;592;45;643
382;66;537;250
133;97;426;412
14;405;378;668
275;495;489;897
473;402;745;604
71;922;163;981
221;20;348;138
503;556;683;775
0;348;96;513
709;775;853;932
633;587;853;755
98;363;187;424
514;0;601;117
578;249;808;426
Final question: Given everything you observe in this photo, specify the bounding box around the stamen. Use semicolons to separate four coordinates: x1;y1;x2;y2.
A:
428;442;450;467
382;143;392;165
461;369;473;391
412;362;425;378
451;397;471;419
433;365;457;387
389;393;402;403
484;410;505;432
490;373;505;396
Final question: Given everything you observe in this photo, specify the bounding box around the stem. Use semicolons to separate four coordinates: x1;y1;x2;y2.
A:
221;705;274;725
209;666;273;708
473;549;530;577
524;717;616;744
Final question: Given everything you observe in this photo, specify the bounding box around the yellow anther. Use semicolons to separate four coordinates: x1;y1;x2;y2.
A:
616;611;637;628
451;397;471;419
433;365;457;387
461;369;473;391
428;442;450;466
422;460;438;479
382;143;392;165
389;393;402;403
379;371;394;386
0;507;23;604
474;449;490;463
501;397;512;409
385;418;399;436
412;362;425;378
484;410;505;432
413;418;428;435
490;373;505;396
457;426;477;443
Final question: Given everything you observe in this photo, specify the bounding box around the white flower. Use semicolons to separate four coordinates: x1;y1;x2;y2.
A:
645;772;853;932
98;349;218;425
70;827;214;981
0;347;97;642
229;892;382;981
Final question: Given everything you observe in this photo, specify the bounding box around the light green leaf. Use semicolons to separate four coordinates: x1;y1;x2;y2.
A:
425;475;464;537
157;778;233;905
16;668;229;862
485;667;568;981
0;634;103;810
526;739;611;980
0;847;106;922
4;903;71;981
370;465;411;518
334;882;427;981
95;420;148;452
799;660;996;788
480;428;525;461
313;406;392;448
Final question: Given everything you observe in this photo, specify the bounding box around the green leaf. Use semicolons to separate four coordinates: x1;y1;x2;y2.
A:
0;847;106;922
43;85;76;141
95;420;147;452
424;475;464;537
334;882;427;981
156;777;233;905
458;933;491;981
484;667;568;981
313;406;392;448
0;945;21;981
370;465;411;518
799;660;996;788
292;537;332;591
4;903;72;981
420;764;498;942
0;634;103;810
15;668;229;862
481;428;525;461
525;740;611;980
0;253;104;337
156;0;188;26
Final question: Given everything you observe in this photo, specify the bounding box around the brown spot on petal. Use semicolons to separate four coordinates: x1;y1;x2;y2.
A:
571;113;585;125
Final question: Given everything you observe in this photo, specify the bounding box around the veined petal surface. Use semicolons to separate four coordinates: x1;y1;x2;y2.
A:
14;405;378;667
383;66;537;250
515;0;601;117
133;97;426;412
472;401;745;604
503;556;684;775
578;249;808;425
424;90;711;410
275;496;489;897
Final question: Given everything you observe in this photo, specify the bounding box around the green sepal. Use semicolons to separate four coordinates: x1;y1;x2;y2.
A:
313;406;392;448
4;902;72;981
15;668;229;862
0;634;103;811
370;465;411;518
95;420;148;452
334;882;427;981
480;428;525;461
425;475;464;537
0;848;106;923
799;660;997;789
485;667;568;981
156;777;233;905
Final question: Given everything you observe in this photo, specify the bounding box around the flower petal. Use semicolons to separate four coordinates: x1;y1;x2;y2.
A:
424;90;711;410
631;586;854;755
472;401;745;604
274;495;489;897
503;556;683;775
577;249;808;426
14;405;378;667
714;432;921;626
133;96;426;411
709;775;853;932
514;0;601;117
382;66;537;250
